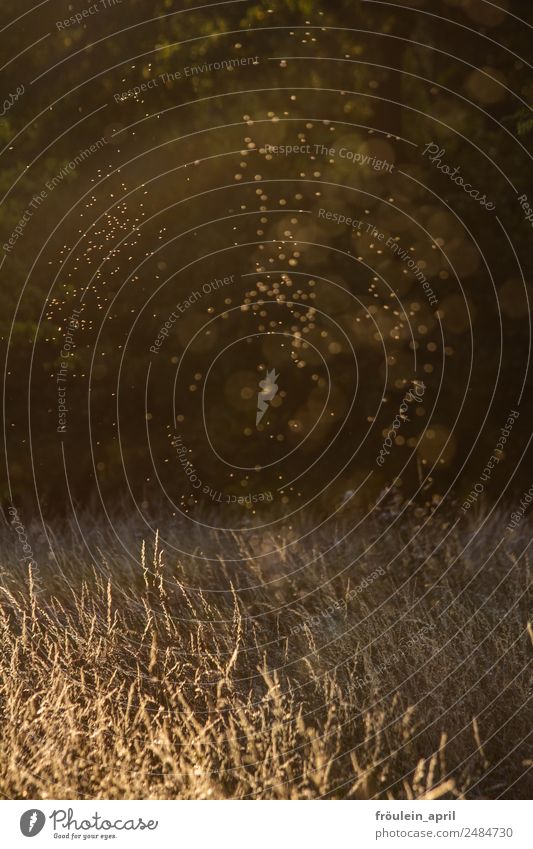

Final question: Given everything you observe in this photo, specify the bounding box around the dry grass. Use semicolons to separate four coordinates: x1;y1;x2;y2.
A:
0;506;531;799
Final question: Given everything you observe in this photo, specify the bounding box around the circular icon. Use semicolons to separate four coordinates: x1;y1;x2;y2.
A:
20;810;46;837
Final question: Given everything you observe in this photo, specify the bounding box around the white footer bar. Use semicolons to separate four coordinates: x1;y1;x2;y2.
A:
2;800;531;848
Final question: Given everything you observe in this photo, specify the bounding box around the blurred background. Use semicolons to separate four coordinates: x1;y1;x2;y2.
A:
1;0;532;524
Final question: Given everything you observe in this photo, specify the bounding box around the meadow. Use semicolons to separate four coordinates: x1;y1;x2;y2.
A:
0;506;531;800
